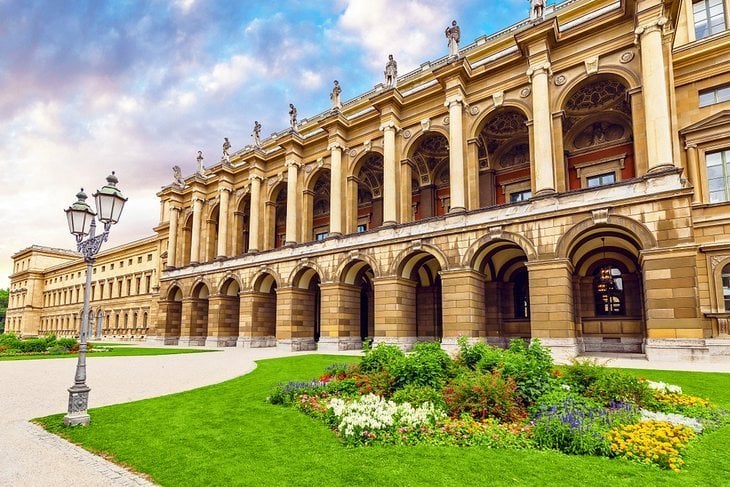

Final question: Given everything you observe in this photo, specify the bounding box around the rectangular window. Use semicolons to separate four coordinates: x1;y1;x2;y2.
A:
147;254;153;261
699;84;730;107
101;265;105;272
509;190;532;203
315;232;329;241
356;224;367;233
110;263;114;270
706;149;730;203
146;276;151;293
694;0;727;40
586;172;616;188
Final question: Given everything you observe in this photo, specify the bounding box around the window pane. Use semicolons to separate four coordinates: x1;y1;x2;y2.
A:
710;190;726;203
707;151;723;166
699;91;716;106
718;87;730;102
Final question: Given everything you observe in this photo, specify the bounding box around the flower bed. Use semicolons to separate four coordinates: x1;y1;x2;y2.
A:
268;339;729;471
0;333;79;356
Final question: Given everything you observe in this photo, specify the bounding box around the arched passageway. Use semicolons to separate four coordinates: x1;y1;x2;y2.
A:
207;278;240;347
408;133;450;221
352;152;384;232
239;273;278;348
397;251;443;340
180;282;209;346
277;267;322;351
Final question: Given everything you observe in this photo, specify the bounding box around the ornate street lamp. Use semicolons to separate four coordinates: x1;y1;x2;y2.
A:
63;172;127;426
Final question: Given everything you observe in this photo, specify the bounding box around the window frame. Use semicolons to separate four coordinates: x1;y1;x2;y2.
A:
693;0;728;40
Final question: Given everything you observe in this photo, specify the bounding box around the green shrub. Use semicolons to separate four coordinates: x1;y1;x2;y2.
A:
324;378;360;397
0;333;21;350
480;339;555;405
17;337;51;353
360;343;405;374
426;417;533;448
391;384;446;410
55;338;77;351
475;346;507;373
393;341;452;390
562;358;607;394
443;370;525;422
457;336;491;370
585;370;654;407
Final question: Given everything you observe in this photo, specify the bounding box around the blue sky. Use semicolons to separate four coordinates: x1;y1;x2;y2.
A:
0;0;541;287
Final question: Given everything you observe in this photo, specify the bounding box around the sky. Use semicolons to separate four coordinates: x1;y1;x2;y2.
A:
0;0;537;289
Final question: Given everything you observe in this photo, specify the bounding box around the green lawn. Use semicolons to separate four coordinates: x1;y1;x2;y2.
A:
0;346;215;361
36;356;730;486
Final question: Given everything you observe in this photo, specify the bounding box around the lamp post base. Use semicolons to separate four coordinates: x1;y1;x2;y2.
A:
64;384;91;426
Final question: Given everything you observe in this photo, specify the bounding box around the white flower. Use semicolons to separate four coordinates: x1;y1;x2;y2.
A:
647;380;683;395
639;409;703;434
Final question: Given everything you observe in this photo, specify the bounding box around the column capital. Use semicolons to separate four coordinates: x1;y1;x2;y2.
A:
248;174;264;183
444;94;464;108
191;195;205;204
169;204;182;212
218;185;233;194
684;143;698;150
379;121;400;132
526;62;552;82
327;141;345;152
284;159;302;169
634;17;668;42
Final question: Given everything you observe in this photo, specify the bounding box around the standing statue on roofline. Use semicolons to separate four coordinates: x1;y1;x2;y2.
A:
289;103;298;131
530;0;546;21
445;20;460;58
330;80;342;110
222;137;231;162
384;54;397;88
196;150;204;174
252;121;262;147
172;165;185;187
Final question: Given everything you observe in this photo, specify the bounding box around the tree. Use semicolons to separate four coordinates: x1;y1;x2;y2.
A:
0;288;8;334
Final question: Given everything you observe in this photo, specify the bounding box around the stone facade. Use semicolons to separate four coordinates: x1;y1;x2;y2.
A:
7;0;730;361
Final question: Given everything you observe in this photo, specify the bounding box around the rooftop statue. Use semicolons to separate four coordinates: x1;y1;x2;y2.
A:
252;121;262;147
196;150;204;174
530;0;546;21
384;54;397;88
330;80;342;110
222;137;231;162
172;165;185;187
289;103;298;131
445;20;460;58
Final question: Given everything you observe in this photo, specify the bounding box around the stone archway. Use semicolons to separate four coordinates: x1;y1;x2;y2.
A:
277;267;322;351
407;132;450;221
239;272;278;348
180;281;209;346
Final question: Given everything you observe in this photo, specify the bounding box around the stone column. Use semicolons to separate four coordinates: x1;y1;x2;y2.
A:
190;196;203;264
318;282;362;351
205;294;238;347
276;287;316;351
380;122;399;225
329;143;344;236
237;290;277;348
445;96;466;213
641;248;704;359
440;269;486;350
373;277;417;350
527;62;556;195
216;187;231;259
166;206;179;268
248;175;262;251
525;258;578;360
685;144;701;203
636;17;674;172
285;160;300;245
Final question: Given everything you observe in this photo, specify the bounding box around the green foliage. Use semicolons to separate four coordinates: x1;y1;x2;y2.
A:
443;370;526;422
562;358;608;394
585;370;654;407
393;341;452;390
426;417;533;448
324;378;360;397
456;336;491;370
391;384;446;411
360;342;405;374
268;380;326;406
478;339;555;405
0;288;7;333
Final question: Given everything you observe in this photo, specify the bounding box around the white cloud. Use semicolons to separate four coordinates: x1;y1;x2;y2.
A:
198;54;264;93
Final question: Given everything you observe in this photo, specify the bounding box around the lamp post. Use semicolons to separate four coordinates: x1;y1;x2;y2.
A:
63;172;127;426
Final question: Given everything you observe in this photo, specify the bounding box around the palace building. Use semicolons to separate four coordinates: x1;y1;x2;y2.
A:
7;0;730;361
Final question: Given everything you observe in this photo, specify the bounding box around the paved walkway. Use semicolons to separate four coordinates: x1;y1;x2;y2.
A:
0;345;357;486
0;344;727;486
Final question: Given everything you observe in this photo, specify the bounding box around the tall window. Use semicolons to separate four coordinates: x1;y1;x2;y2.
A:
694;0;726;39
706;149;730;203
722;264;730;310
594;265;625;315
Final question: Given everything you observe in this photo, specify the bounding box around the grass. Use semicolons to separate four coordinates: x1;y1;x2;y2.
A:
35;356;730;486
0;346;215;361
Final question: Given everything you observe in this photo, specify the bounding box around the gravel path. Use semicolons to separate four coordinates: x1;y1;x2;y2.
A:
0;345;358;486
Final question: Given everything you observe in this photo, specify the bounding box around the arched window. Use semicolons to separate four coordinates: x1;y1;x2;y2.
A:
593;264;624;315
721;263;730;310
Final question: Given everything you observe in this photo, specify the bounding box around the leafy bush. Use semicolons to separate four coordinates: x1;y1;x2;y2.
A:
456;337;491;370
55;337;77;351
393;341;452;390
443;370;525;422
391;384;446;411
0;332;21;349
532;396;637;456
360;343;405;374
268;380;326;406
479;339;555;405
353;370;396;397
585;370;654;407
562;358;607;394
324;378;360;397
